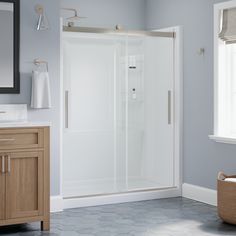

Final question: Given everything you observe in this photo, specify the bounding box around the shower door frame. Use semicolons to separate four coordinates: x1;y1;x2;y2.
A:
58;23;183;210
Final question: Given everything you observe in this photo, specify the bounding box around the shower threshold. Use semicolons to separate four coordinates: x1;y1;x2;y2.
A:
62;177;180;209
62;185;180;209
63;178;174;198
64;187;176;199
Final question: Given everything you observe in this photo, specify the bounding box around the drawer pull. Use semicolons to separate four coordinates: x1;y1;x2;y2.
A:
0;138;15;142
7;155;10;173
1;156;5;173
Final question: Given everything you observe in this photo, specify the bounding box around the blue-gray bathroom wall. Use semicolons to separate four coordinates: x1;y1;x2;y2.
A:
60;0;146;30
0;0;146;196
146;0;236;190
0;0;61;196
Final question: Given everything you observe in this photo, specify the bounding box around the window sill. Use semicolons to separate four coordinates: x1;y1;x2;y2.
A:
209;135;236;144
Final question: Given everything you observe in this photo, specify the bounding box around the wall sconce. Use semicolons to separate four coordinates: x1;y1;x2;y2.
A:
35;5;50;31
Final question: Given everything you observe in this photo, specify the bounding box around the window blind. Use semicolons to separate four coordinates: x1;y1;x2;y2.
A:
219;7;236;44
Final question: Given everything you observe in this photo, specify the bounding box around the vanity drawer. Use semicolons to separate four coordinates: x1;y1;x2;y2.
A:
0;128;44;150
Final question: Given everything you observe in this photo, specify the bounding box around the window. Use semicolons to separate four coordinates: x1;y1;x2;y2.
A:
211;1;236;143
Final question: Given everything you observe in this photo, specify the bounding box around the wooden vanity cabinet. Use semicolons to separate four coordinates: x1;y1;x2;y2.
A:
0;127;50;231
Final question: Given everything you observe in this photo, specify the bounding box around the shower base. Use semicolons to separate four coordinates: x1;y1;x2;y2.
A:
63;177;173;199
62;183;180;210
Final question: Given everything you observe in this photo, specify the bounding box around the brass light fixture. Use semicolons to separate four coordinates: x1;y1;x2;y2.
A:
35;4;50;31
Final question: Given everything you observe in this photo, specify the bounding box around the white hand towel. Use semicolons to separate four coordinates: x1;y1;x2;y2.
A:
31;71;52;109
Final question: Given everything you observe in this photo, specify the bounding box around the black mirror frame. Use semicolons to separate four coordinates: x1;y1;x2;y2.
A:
0;0;20;94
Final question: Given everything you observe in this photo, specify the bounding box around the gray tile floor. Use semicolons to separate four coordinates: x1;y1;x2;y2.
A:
0;197;236;236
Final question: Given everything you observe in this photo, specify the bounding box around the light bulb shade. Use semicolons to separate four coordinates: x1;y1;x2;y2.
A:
36;13;50;31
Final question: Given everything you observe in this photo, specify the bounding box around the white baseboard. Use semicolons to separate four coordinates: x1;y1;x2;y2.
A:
182;183;217;206
50;185;216;212
63;188;181;209
50;195;64;212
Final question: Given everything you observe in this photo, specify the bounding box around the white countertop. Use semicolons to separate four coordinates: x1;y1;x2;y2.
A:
0;121;51;128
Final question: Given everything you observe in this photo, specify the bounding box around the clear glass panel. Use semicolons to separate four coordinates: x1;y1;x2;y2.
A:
126;35;175;191
63;32;175;198
63;34;120;197
114;36;128;192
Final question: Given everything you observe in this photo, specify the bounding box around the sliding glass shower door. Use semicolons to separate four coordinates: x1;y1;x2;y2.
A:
126;35;174;191
62;32;175;198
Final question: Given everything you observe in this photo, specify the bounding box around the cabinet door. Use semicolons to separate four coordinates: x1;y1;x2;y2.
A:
6;151;44;219
0;155;5;220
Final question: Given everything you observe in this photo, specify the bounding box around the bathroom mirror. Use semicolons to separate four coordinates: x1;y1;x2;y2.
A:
0;0;19;93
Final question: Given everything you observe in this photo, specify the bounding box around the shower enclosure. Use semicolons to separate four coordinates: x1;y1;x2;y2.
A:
62;27;180;201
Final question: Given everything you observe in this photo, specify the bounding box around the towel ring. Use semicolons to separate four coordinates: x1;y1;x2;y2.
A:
34;59;49;72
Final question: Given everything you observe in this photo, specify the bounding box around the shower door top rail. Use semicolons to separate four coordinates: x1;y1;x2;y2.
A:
63;26;175;38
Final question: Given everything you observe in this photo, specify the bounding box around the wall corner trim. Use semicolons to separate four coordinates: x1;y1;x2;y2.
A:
182;183;217;206
51;195;64;212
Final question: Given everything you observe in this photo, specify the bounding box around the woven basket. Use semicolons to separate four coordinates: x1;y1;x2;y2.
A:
218;172;236;225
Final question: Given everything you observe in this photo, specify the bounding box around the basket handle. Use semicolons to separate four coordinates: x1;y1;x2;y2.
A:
218;172;227;180
218;172;236;180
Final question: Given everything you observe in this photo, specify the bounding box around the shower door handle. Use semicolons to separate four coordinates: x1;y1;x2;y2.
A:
65;90;69;129
168;90;172;125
